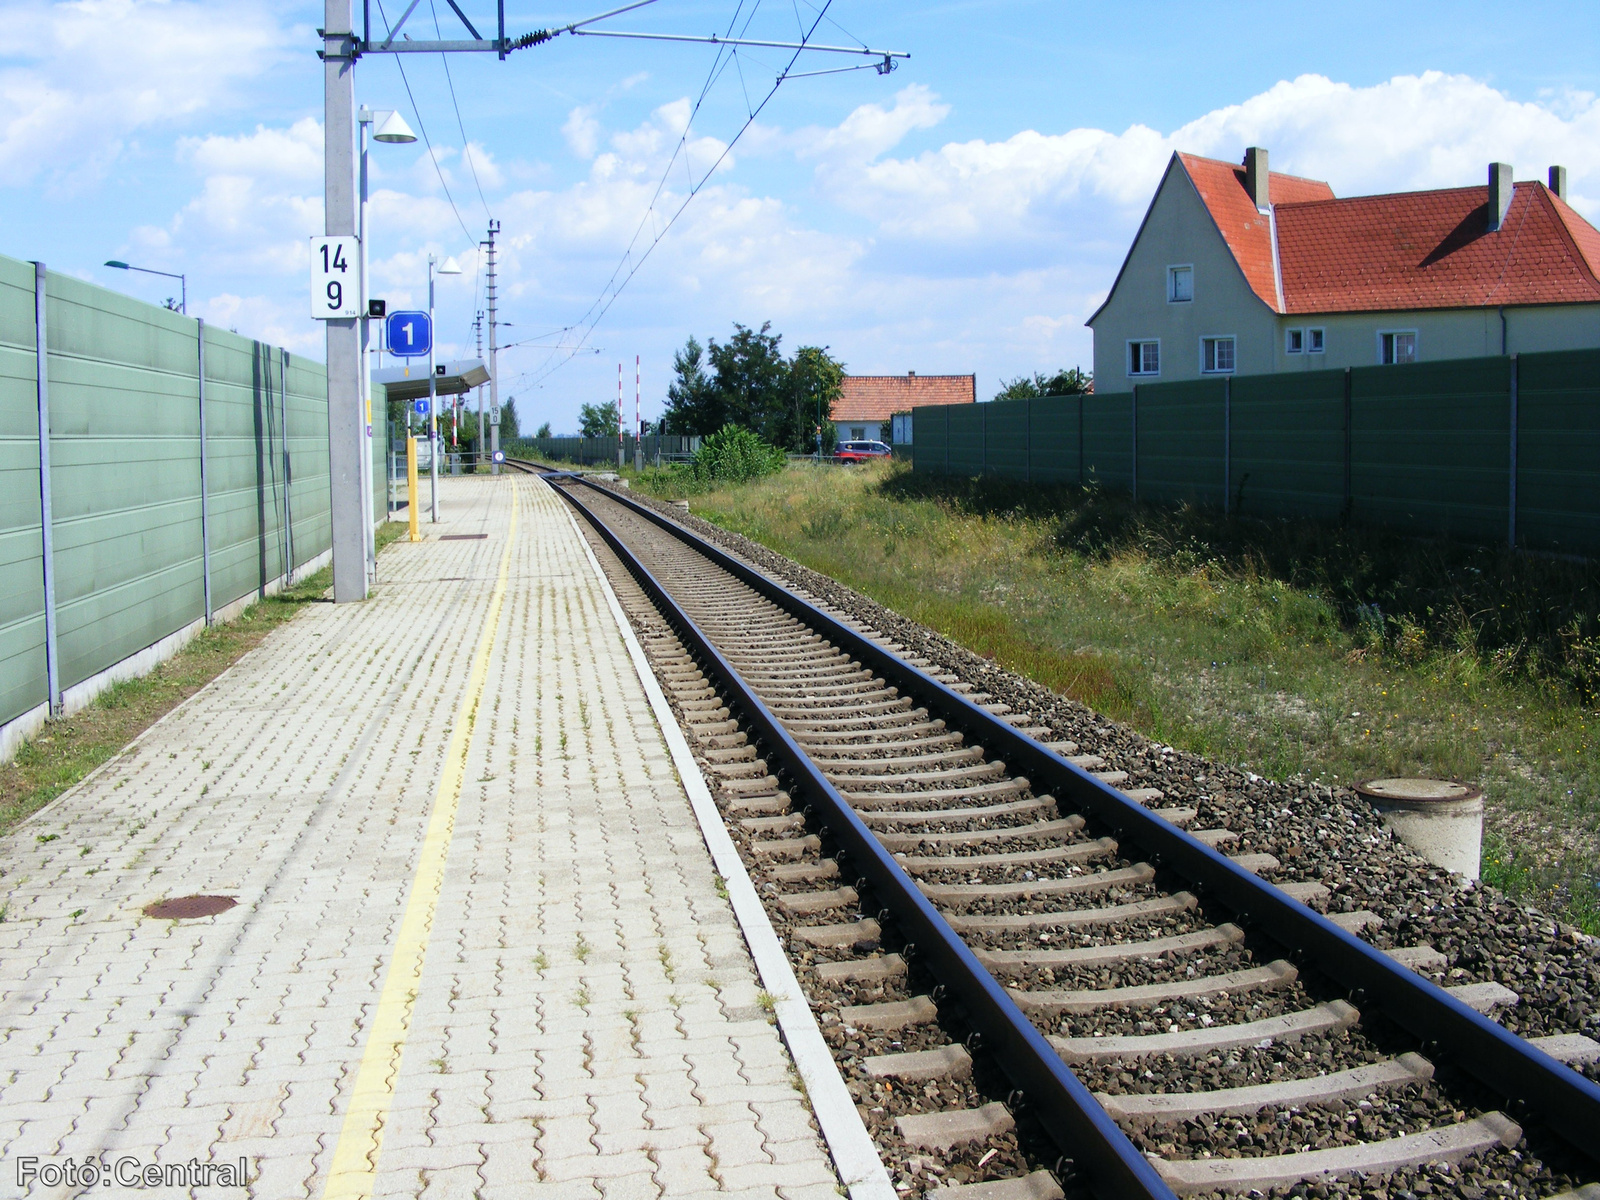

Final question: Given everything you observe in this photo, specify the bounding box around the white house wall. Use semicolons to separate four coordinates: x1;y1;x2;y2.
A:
1090;166;1278;387
1268;304;1600;371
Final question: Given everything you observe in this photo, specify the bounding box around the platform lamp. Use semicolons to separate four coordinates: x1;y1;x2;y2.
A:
426;254;463;523
356;107;418;581
104;261;186;315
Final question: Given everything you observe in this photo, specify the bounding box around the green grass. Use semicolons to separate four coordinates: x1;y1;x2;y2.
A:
639;459;1600;932
0;521;410;841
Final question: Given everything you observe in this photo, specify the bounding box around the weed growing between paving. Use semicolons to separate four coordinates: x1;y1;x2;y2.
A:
0;522;410;841
637;459;1600;931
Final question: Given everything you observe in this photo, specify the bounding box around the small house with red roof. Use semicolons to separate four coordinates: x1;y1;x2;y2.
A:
831;372;976;444
1087;148;1600;385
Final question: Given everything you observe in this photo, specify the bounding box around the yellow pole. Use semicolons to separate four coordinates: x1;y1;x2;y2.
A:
406;435;420;542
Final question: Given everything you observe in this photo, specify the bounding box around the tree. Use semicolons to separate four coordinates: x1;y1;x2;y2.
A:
579;400;620;438
501;396;520;440
660;323;844;450
992;366;1093;401
784;346;845;453
709;323;789;443
661;337;719;434
535;421;552;438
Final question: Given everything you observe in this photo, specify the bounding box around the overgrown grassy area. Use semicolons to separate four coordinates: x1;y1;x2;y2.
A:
636;459;1600;932
0;522;409;840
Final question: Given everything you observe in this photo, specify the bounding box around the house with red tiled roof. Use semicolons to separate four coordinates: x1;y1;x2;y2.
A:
1087;149;1600;385
831;372;975;443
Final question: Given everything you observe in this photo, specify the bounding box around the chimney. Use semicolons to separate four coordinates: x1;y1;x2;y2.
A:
907;370;915;377
1488;162;1513;232
1243;147;1270;210
1549;165;1568;202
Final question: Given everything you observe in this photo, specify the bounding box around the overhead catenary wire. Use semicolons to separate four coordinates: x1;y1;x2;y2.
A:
521;1;840;388
508;0;763;378
429;0;495;224
375;0;476;245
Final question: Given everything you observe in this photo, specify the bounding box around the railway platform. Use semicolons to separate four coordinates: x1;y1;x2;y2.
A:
0;476;852;1200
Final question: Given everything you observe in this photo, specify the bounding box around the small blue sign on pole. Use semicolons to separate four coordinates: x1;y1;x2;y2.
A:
386;310;432;358
492;450;505;464
413;399;431;417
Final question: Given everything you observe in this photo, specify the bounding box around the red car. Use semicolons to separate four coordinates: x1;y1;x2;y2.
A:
835;440;892;463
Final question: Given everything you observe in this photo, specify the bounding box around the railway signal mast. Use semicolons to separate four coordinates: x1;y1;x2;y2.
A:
320;0;908;601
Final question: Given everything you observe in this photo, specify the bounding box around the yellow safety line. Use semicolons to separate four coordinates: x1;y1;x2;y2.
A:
322;479;520;1200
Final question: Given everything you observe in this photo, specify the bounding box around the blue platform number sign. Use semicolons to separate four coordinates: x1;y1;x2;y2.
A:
386;310;432;358
412;399;431;417
493;450;505;464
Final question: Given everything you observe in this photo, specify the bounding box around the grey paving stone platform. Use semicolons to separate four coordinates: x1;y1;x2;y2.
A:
0;476;840;1200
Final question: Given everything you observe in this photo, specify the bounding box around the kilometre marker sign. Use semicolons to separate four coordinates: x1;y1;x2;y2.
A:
310;236;361;319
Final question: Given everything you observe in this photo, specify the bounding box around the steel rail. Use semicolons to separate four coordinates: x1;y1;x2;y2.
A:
549;470;1600;1168
545;474;1176;1200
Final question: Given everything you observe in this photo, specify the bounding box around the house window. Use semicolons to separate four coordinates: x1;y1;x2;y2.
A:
849;426;867;440
1168;266;1193;303
1286;328;1304;354
1201;337;1235;374
1128;340;1160;376
1308;328;1325;353
1380;331;1417;364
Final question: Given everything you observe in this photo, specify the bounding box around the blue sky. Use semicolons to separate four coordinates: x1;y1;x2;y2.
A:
4;1;1598;434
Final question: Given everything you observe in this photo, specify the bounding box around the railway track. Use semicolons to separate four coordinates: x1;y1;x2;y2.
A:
514;461;1600;1200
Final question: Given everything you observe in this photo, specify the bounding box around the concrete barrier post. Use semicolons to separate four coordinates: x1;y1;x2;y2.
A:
33;261;60;716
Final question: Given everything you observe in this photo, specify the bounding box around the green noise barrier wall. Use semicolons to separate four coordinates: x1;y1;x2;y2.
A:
0;252;389;737
910;349;1600;557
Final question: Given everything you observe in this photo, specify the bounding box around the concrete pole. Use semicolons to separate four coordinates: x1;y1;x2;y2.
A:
635;354;642;472
324;0;366;601
475;310;484;470
617;362;624;470
486;221;500;474
358;113;376;584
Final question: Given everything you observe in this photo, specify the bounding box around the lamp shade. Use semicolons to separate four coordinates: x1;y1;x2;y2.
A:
105;261;129;269
373;111;418;144
437;256;463;275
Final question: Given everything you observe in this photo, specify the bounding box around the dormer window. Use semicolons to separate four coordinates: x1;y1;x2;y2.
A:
1168;265;1193;303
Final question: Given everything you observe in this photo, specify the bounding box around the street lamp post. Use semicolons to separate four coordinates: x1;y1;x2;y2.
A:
104;261;186;314
357;107;417;581
427;254;462;522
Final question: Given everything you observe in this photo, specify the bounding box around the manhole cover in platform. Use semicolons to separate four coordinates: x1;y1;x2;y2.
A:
143;895;236;920
439;534;487;541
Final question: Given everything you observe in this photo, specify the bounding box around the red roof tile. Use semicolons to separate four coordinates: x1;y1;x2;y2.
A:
833;374;975;423
1276;181;1600;312
1177;153;1335;310
1176;151;1600;314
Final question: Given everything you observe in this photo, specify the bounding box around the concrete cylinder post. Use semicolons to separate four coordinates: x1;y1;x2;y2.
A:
1356;778;1485;883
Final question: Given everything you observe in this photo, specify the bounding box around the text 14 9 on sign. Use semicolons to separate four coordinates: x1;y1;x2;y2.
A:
310;236;361;319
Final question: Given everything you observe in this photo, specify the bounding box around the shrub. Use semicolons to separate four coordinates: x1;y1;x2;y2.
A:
690;425;788;485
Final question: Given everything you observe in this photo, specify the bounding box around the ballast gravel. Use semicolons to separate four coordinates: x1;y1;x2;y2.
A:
611;483;1600;1055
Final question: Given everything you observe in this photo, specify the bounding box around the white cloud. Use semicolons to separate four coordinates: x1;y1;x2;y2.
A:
0;0;298;189
814;72;1600;265
563;106;602;159
180;118;323;181
794;84;949;161
95;66;1600;428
